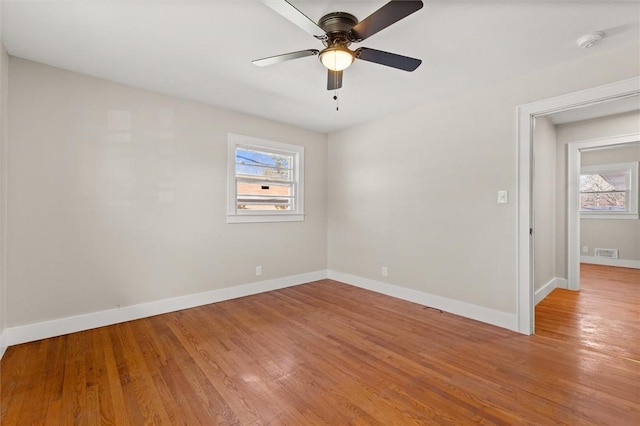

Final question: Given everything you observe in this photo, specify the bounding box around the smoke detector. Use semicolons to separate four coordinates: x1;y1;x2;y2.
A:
577;32;604;49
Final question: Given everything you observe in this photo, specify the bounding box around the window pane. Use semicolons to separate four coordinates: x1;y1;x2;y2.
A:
236;147;293;182
580;192;626;211
237;181;293;211
580;171;629;193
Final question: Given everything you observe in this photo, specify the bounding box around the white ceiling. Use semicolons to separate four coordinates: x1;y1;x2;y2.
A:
2;0;639;133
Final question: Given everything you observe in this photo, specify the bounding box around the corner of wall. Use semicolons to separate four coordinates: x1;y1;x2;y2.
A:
0;9;8;360
534;277;567;305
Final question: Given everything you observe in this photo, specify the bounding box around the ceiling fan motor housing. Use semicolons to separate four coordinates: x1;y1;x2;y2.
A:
319;12;358;44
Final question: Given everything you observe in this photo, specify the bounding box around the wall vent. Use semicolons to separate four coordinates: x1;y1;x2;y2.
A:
594;248;619;259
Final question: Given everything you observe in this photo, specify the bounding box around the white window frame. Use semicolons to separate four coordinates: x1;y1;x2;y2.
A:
580;161;639;220
227;133;304;223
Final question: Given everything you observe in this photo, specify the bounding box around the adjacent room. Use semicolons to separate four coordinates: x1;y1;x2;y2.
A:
1;0;639;424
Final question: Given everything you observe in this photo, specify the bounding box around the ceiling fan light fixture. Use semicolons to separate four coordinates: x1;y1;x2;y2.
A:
320;47;354;71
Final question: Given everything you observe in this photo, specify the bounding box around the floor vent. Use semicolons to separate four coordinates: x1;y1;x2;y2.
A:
594;248;619;259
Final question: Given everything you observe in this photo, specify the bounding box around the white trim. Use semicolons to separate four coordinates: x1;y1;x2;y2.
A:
581;214;639;220
227;214;305;223
517;77;640;335
1;269;525;355
534;278;567;305
0;330;7;360
3;270;327;348
567;134;640;290
328;270;518;331
2;269;532;355
581;256;640;269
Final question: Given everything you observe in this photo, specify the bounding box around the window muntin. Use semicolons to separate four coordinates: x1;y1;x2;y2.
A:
227;134;304;223
579;162;638;219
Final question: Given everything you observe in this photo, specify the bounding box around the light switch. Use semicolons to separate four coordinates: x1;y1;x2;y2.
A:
497;190;508;204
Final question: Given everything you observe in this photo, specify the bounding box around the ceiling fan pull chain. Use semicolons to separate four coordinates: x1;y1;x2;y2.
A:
333;90;339;111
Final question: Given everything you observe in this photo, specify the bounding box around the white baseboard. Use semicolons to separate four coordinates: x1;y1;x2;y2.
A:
535;277;567;305
2;269;525;356
327;270;518;332
581;256;640;269
0;330;7;360
3;270;327;349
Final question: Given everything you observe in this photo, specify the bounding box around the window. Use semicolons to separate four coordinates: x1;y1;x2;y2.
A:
580;161;639;219
227;134;304;223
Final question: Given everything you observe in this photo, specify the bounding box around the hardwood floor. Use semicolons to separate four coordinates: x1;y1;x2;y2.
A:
536;263;640;362
2;268;638;425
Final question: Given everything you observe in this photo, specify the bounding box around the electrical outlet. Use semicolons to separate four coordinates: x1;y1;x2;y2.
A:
582;246;588;254
382;266;388;277
256;266;262;276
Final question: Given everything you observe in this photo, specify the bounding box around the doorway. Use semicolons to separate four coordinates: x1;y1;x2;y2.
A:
516;77;640;335
566;137;640;290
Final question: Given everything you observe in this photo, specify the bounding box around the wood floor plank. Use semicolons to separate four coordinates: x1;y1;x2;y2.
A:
99;327;131;426
2;265;639;424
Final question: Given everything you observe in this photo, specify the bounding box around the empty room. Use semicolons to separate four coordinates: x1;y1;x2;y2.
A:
1;0;639;424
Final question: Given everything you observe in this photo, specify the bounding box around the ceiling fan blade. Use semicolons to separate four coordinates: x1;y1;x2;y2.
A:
327;70;343;90
349;0;423;42
262;0;327;39
355;47;421;71
253;49;319;67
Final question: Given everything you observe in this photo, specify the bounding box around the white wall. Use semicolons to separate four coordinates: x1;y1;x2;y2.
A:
556;111;640;275
533;116;557;292
328;42;640;318
4;42;640;342
7;58;327;328
0;2;8;354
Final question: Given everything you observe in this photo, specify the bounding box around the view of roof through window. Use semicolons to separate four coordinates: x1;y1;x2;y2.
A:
579;170;629;211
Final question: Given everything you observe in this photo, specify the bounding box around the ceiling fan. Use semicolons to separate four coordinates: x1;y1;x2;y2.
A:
253;0;424;91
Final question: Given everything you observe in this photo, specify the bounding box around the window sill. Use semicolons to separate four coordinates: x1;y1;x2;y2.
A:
581;213;639;220
227;214;305;224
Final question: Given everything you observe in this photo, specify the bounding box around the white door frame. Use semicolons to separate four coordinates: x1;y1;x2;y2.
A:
567;134;640;291
516;77;640;335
